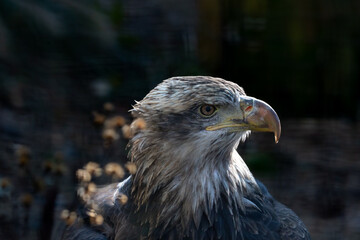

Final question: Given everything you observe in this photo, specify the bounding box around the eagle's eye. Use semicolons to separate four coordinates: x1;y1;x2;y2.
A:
199;104;217;117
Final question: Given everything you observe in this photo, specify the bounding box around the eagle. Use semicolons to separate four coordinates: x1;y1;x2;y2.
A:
61;76;311;240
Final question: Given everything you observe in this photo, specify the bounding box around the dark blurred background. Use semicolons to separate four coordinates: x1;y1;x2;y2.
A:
0;0;359;239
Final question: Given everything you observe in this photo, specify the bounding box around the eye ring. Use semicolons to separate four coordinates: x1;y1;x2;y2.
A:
199;104;217;117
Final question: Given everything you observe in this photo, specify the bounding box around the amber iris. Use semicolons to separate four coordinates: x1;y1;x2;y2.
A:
200;105;216;117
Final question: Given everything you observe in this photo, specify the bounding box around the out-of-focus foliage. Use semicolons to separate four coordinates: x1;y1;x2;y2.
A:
0;0;147;106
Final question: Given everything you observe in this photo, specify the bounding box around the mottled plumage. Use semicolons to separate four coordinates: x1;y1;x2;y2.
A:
59;76;311;240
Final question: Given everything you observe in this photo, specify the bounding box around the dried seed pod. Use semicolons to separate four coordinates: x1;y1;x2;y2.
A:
60;209;70;220
94;168;102;177
84;162;100;175
87;209;102;226
117;193;128;205
102;128;119;142
103;102;115;112
104;116;126;129
87;182;97;195
121;125;132;139
92;111;106;125
94;214;104;226
78;186;92;203
104;163;125;180
132;118;146;130
76;169;92;182
87;209;97;218
66;211;77;225
113;116;126;127
125;162;137;175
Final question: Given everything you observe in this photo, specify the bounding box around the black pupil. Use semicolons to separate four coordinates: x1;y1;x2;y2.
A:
201;105;214;116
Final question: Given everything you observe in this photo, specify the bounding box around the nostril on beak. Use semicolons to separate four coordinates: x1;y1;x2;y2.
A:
244;106;253;112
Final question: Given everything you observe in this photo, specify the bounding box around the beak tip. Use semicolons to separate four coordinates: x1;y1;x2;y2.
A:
274;126;281;143
275;125;281;144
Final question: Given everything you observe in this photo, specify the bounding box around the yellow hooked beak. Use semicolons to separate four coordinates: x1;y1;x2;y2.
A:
206;96;281;143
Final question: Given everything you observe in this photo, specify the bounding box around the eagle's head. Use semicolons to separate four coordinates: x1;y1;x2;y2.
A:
129;76;281;232
132;76;280;149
